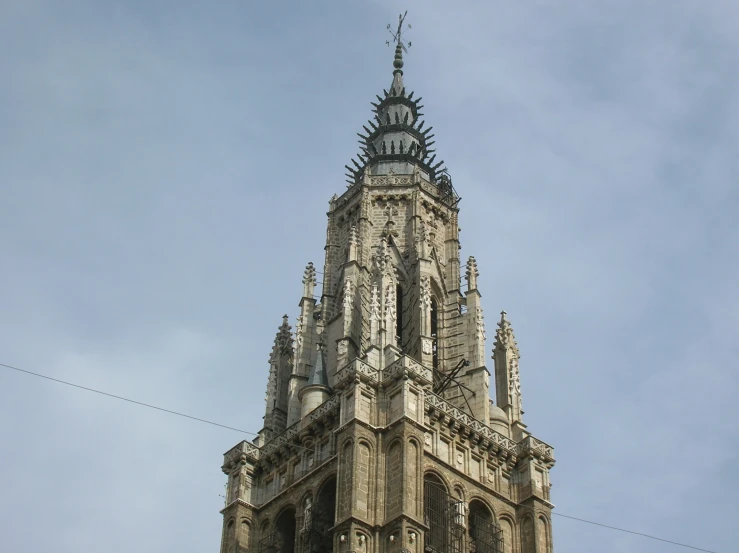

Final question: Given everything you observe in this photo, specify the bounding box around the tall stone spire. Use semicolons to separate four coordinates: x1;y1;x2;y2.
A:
221;23;556;553
260;315;294;443
346;31;446;185
493;311;525;435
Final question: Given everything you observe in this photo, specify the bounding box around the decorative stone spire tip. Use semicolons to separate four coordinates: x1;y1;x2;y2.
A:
493;310;519;358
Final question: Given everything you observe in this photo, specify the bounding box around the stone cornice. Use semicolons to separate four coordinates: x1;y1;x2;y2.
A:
517;435;556;467
331;175;459;216
219;498;256;514
259;394;341;460
425;393;518;457
222;440;260;473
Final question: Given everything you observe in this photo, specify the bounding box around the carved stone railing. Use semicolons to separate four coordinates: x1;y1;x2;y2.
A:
517;435;555;465
425;393;518;455
223;440;260;470
334;354;433;390
369;175;413;187
334;359;379;389
331;173;454;214
260;396;341;460
382;356;433;386
261;420;301;458
307;394;341;425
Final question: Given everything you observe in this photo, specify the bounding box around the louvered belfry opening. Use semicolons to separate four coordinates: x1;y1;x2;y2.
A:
468;501;504;553
423;476;464;553
305;477;336;553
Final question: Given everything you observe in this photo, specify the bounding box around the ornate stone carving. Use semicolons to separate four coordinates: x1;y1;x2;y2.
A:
416;222;430;257
493;310;520;358
276;315;293;356
509;357;522;411
475;307;486;342
302;497;312;532
369;175;412;186
420;275;431;308
302;262;317;298
265;362;277;405
384;284;396;331
370;284;381;321
295;314;304;349
373;237;392;275
425;393;517;454
343;277;354;313
337;340;348;356
422;337;432;355
223;440;260;467
465;256;479;290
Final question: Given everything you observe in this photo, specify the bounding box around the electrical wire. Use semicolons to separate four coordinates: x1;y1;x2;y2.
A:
551;513;716;553
0;362;257;436
0;361;719;552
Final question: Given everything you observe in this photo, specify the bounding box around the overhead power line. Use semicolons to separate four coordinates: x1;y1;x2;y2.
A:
0;362;256;436
552;513;716;553
0;361;718;553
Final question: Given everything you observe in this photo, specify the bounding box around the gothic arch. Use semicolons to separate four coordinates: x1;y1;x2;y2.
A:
384;436;403;453
385;439;404;519
299;490;314;509
465;500;504;553
497;514;515;553
452;481;466;496
537;514;552;553
468;496;495;517
274;503;298;522
239;519;252;551
520;514;535;553
274;505;297;553
315;471;338;496
423;469;450;492
407;436;422;456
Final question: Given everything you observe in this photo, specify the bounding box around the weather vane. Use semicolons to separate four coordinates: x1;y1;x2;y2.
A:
386;11;412;52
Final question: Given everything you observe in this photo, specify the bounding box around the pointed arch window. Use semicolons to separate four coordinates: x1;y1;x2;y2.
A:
423;475;463;553
468;500;504;553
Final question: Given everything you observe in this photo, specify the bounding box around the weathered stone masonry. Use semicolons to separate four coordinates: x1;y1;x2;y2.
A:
219;33;555;553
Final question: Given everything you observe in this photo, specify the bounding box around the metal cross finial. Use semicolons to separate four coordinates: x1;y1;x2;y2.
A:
386;11;412;52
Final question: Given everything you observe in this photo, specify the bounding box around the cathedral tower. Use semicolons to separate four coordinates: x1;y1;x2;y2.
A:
220;20;555;553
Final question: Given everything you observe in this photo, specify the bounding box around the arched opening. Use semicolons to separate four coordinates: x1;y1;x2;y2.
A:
306;477;336;553
468;500;503;553
224;518;236;553
240;520;251;552
396;284;404;348
423;474;462;553
537;516;551;553
259;508;296;553
430;297;439;369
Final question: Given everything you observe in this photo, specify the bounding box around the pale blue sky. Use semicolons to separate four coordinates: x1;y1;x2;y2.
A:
1;1;737;552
